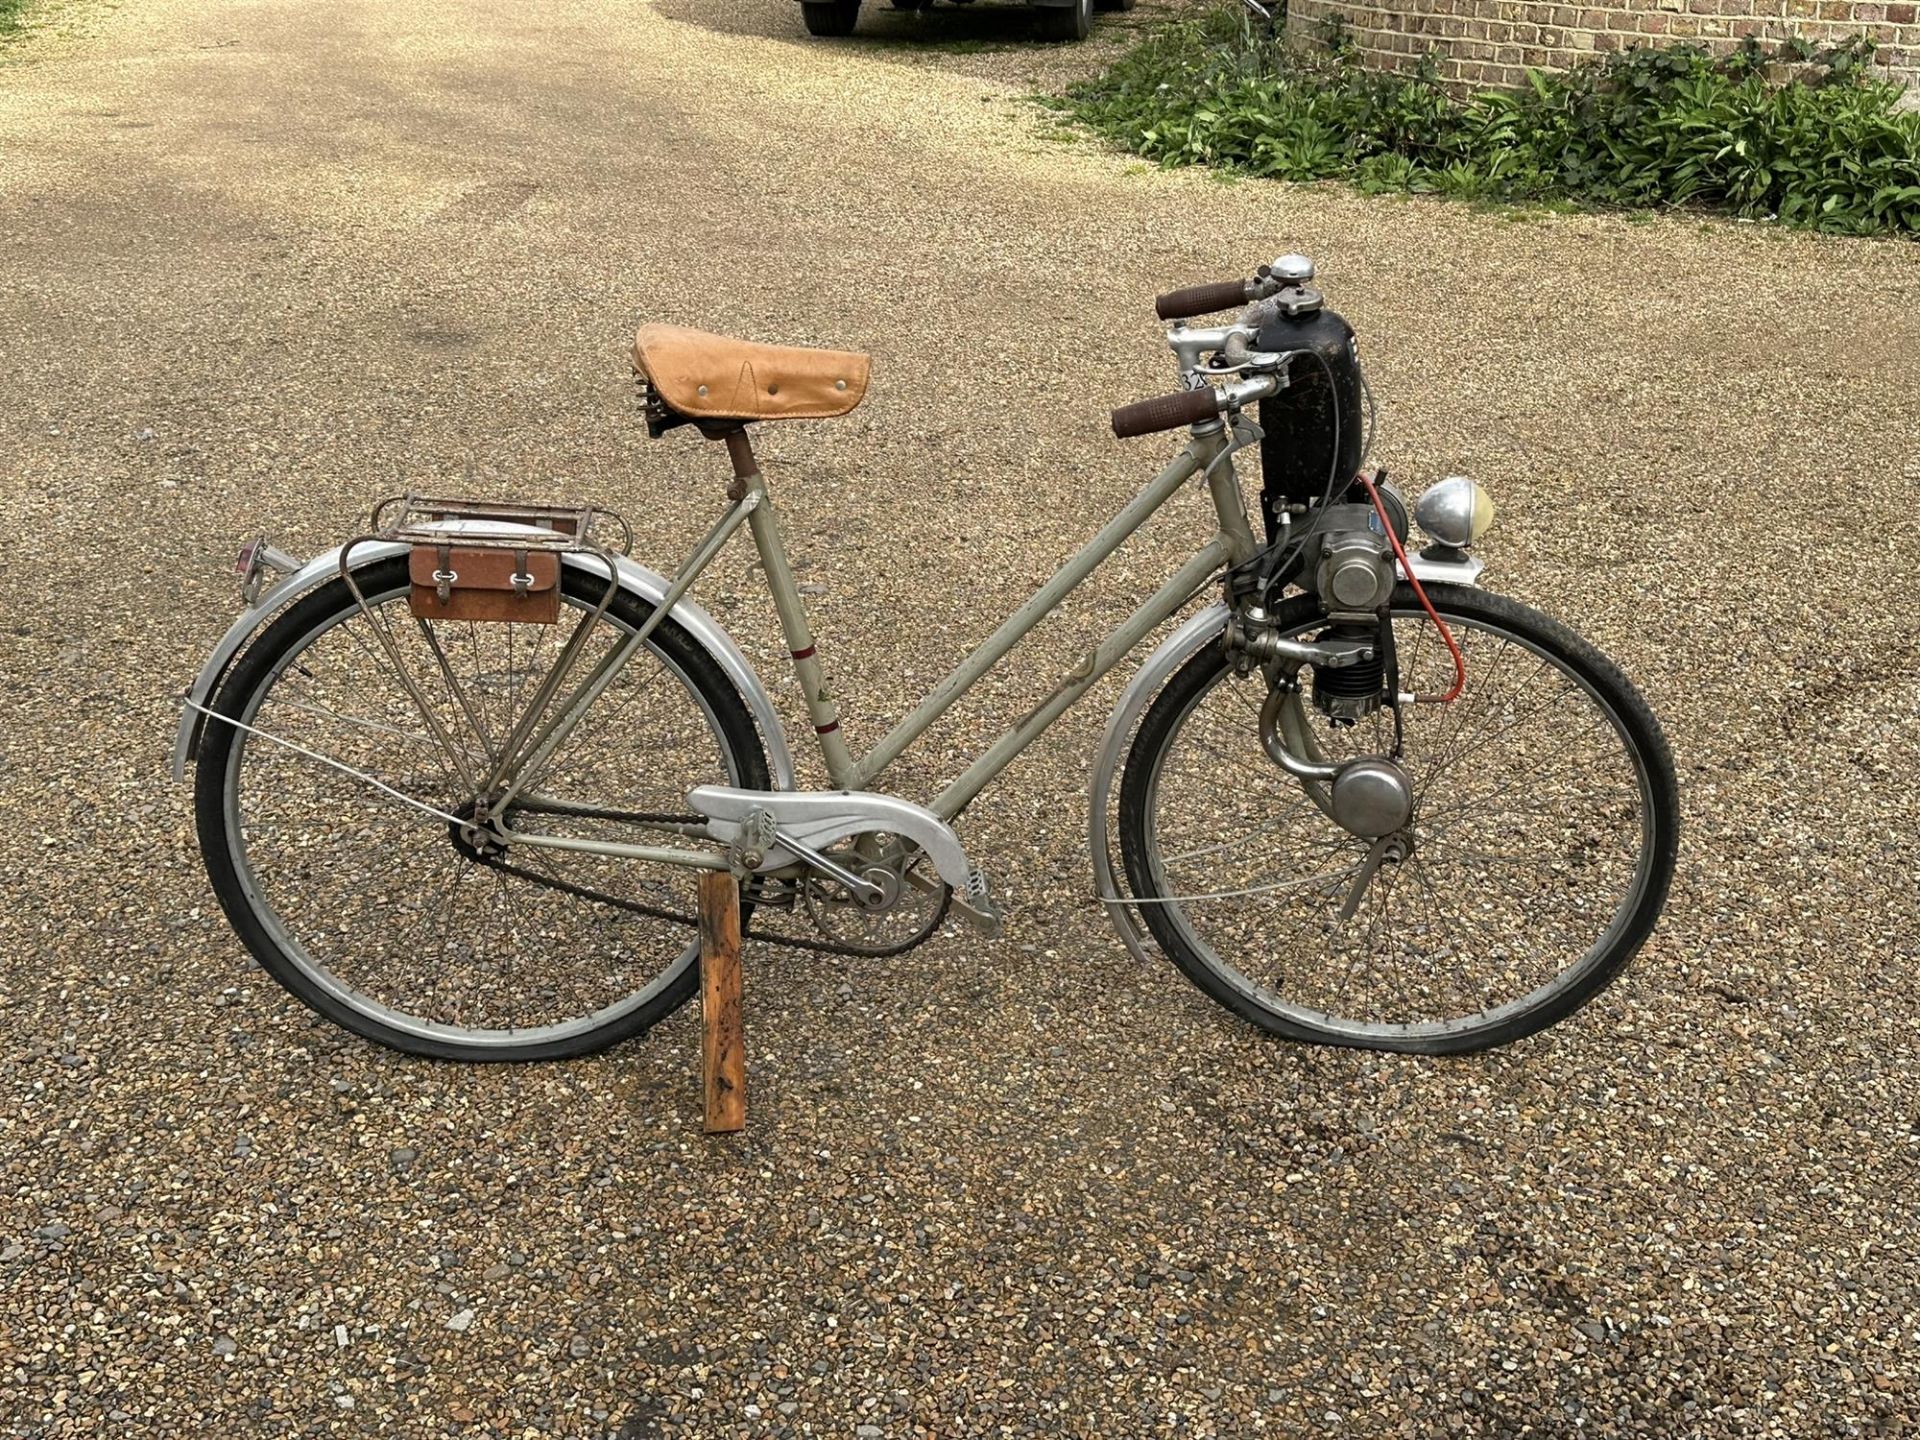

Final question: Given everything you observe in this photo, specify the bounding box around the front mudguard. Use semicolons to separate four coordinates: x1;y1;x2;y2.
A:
170;544;797;789
1088;604;1232;966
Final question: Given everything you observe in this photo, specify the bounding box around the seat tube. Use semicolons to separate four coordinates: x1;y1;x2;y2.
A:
726;429;858;788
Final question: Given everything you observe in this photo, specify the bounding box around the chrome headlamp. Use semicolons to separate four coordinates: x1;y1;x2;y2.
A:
1414;477;1495;549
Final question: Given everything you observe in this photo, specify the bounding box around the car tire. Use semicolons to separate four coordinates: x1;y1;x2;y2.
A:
1036;0;1091;41
801;1;862;36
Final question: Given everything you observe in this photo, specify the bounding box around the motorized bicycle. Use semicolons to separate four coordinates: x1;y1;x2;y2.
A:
175;254;1678;1060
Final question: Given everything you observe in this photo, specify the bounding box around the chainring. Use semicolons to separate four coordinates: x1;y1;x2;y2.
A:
799;832;951;955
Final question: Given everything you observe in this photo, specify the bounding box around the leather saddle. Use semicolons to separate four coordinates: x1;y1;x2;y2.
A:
633;324;870;426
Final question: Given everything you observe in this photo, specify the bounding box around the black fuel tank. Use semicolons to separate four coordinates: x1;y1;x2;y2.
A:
1254;305;1363;539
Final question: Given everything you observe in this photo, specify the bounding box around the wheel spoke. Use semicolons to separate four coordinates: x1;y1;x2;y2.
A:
206;562;762;1055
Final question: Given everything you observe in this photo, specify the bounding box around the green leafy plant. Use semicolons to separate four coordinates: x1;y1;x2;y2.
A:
1062;5;1920;236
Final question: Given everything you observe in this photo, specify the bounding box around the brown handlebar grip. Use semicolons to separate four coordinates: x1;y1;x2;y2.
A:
1110;387;1223;439
1154;279;1252;321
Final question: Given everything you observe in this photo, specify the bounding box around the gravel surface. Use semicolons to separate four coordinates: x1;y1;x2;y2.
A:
2;0;1918;1435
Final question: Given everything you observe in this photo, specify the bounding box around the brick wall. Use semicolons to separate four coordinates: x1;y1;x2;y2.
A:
1283;0;1920;91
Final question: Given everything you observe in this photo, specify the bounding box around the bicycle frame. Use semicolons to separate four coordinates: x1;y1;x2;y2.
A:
495;418;1262;873
745;422;1261;817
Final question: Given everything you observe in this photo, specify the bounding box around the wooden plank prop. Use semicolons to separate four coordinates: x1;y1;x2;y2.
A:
698;870;746;1134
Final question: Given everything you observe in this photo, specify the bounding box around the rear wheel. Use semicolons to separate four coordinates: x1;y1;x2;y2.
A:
801;0;862;35
1036;0;1091;40
195;557;770;1061
1118;585;1677;1053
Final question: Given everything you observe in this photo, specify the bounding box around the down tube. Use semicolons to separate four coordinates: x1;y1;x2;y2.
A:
930;538;1231;821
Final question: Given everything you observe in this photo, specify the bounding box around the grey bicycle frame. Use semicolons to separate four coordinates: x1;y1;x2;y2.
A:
474;417;1263;877
766;422;1251;807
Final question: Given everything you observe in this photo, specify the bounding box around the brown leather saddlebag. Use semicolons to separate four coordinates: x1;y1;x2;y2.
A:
408;543;561;623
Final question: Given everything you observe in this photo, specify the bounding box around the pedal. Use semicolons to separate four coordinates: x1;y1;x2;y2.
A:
951;868;1004;939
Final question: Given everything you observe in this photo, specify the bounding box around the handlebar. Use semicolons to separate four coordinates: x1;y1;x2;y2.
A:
1110;387;1224;439
1154;279;1254;322
1110;374;1282;439
1121;257;1316;438
1155;256;1316;322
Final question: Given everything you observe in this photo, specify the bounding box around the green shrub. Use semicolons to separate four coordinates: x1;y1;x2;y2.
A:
1062;7;1920;235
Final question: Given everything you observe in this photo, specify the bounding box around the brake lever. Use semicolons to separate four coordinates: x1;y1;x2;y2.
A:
1200;349;1292;377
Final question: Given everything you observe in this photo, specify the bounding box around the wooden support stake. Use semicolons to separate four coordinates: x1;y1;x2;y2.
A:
698;869;746;1134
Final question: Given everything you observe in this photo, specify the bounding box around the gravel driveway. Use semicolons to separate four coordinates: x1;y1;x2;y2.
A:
2;0;1917;1434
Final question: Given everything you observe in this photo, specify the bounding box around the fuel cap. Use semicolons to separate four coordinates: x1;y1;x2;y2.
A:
1275;284;1324;317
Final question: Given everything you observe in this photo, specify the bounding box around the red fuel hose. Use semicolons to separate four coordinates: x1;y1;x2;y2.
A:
1357;470;1466;705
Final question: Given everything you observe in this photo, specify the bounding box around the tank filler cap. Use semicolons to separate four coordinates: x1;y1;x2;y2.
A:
1270;253;1315;283
1274;284;1324;318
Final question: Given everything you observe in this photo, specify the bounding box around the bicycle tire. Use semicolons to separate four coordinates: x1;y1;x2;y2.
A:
194;557;771;1061
1118;584;1678;1054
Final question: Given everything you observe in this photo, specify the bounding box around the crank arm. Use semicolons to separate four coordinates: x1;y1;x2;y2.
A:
773;829;885;905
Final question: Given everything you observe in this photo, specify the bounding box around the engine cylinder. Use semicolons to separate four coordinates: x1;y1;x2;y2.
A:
1311;623;1387;725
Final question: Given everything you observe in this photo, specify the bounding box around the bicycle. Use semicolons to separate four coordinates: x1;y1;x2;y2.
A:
176;254;1678;1061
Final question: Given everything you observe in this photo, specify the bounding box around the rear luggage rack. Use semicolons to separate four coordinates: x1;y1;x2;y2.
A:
331;493;642;792
367;492;634;556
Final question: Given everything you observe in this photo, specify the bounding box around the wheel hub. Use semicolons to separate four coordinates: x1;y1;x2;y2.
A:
448;797;512;862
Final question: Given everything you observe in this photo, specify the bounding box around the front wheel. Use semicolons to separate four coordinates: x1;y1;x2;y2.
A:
1118;585;1677;1054
801;0;862;36
194;557;771;1061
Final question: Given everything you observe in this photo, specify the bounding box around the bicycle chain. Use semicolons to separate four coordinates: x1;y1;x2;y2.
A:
475;844;944;960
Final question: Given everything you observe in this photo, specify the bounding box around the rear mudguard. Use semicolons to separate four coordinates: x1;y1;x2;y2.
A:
170;543;797;789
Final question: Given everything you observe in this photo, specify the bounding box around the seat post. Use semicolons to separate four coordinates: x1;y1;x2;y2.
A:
720;426;859;789
721;427;758;503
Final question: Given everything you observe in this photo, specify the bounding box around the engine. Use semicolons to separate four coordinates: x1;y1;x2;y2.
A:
1302;507;1398;725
